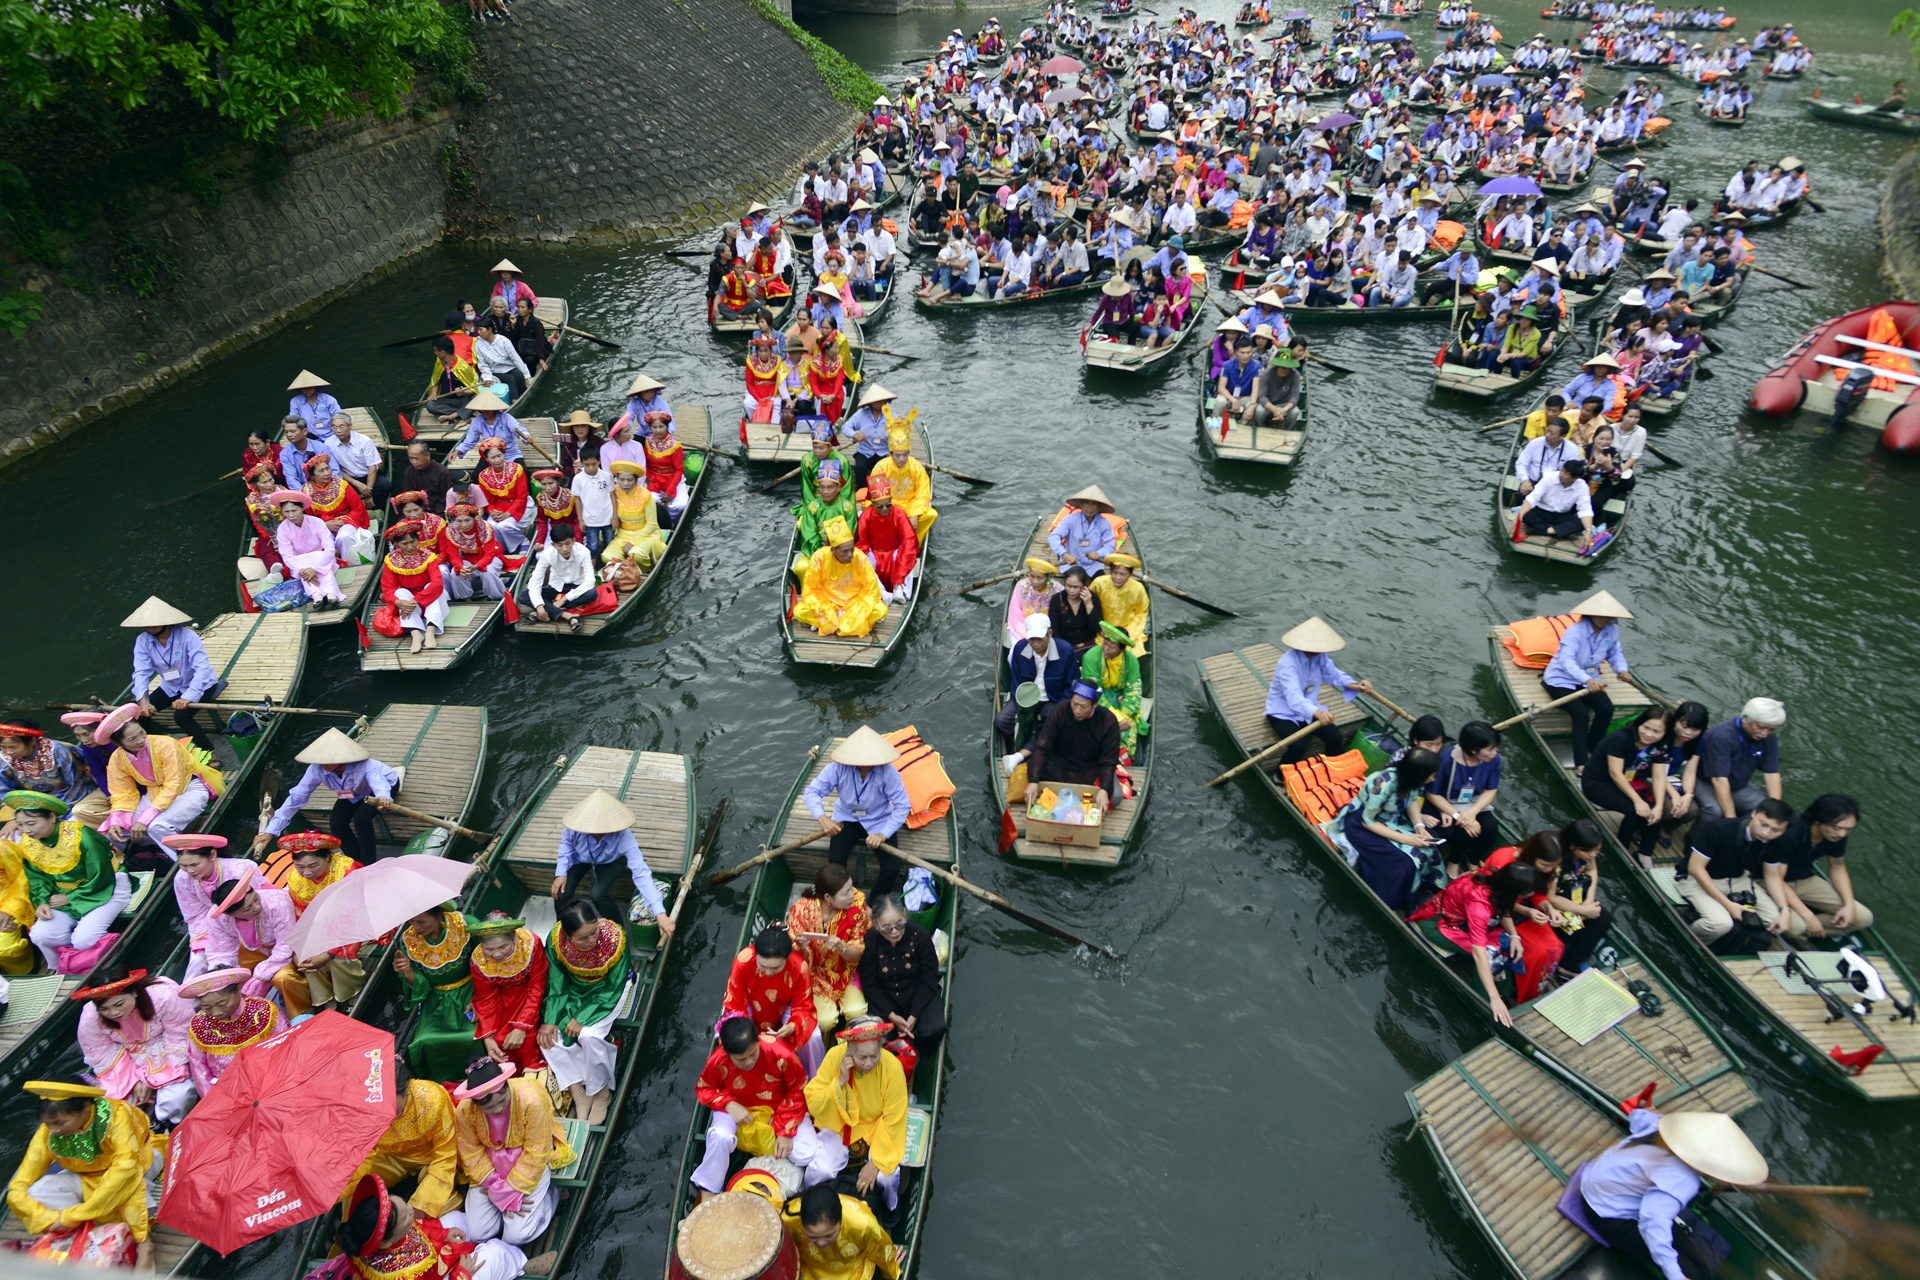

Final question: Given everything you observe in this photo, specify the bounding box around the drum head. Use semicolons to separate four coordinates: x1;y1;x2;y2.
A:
677;1191;784;1280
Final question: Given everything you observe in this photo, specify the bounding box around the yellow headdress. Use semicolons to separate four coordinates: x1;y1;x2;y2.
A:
609;460;645;476
822;517;855;547
886;426;912;452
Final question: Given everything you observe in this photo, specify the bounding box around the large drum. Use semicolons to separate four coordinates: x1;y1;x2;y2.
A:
669;1191;799;1280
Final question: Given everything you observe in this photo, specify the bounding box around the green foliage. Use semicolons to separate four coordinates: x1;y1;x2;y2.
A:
0;289;44;338
752;0;884;111
1897;11;1920;73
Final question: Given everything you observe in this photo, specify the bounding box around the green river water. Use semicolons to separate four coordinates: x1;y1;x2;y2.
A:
2;0;1918;1275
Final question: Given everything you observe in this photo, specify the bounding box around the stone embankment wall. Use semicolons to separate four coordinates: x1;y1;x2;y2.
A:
1881;147;1920;301
0;112;457;462
454;0;858;241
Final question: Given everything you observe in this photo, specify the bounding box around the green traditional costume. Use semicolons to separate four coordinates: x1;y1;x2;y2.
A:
799;446;851;505
4;791;120;918
399;908;479;1080
539;918;630;1093
792;483;859;559
1080;625;1145;758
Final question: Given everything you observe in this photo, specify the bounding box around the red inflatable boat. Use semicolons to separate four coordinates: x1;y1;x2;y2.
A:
1749;302;1920;450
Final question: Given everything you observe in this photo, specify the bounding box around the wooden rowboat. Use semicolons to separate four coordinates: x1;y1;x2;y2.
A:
786;171;914;257
238;406;390;627
1196;356;1309;466
1407;1040;1814;1280
713;265;800;335
1083;262;1211;376
776;419;931;669
1197;641;1758;1115
662;737;958;1277
1434;340;1562;400
1488;628;1920;1102
1497;412;1631;567
405;300;569;449
1799;95;1920;134
744;381;917;466
0;612;306;1089
990;514;1153;868
912;266;1113;311
514;405;715;640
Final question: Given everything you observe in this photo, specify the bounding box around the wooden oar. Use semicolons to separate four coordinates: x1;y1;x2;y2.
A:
1303;351;1356;376
1491;687;1592;731
926;461;996;487
381;332;449;350
49;700;363;718
1363;689;1418;724
1641;440;1681;467
753;465;803;495
878;842;1121;960
378;802;499;844
667;797;729;922
1740;1183;1874;1199
1622;672;1676;709
1137;571;1242;618
1749;264;1811;290
850;343;919;361
1478;412;1530;433
145;468;244;510
1201;721;1321;788
561;325;622;350
960;568;1024;595
664;248;720;258
710;829;831;886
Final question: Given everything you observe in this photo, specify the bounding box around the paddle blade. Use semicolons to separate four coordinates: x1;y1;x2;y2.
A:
398;413;418;442
998;805;1018;854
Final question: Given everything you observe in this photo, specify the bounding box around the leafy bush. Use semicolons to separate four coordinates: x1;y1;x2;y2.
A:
752;0;884;110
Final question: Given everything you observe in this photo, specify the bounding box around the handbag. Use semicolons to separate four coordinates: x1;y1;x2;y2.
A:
370;604;404;638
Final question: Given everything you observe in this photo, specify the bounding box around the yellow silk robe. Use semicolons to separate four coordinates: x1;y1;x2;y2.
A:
347;1079;461;1215
106;735;224;816
605;485;666;571
868;456;937;542
452;1078;574;1194
793;548;888;638
0;844;34;974
804;1044;908;1174
1090;576;1149;654
780;1193;901;1280
7;1099;159;1241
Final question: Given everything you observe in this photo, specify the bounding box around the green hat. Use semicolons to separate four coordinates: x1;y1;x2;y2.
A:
1498;267;1520;283
3;790;69;816
469;913;526;937
1098;621;1131;645
1518;304;1540;320
1271;352;1301;368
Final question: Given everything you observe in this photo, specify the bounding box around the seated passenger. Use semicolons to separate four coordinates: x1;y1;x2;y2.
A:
469;914;548;1072
181;967;286;1095
539;898;632;1126
1024;683;1123;816
793;518;889;640
1325;749;1441;911
787;865;872;1039
1407;858;1539;1026
74;966;198;1128
1757;793;1872;940
8;1081;166;1271
6;789;133;973
692;1015;820;1198
202;864;310;1018
347;1059;461;1216
782;1185;901;1280
451;1059;573;1251
803;1018;909;1213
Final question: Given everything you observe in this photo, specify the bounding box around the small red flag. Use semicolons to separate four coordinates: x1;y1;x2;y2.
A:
1219;403;1231;443
1432;345;1447;368
502;593;521;624
354;617;371;649
998;805;1019;854
398;413;417;442
1619;1081;1657;1114
1831;1044;1885;1076
1078;325;1089;350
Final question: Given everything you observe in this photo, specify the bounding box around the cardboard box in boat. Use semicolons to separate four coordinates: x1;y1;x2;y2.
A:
1025;782;1106;848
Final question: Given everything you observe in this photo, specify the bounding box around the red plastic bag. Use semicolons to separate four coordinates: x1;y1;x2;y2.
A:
370;604;403;638
572;584;620;616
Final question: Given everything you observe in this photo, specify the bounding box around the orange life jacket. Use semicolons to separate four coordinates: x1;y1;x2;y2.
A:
1281;750;1370;824
1501;614;1576;669
882;727;956;829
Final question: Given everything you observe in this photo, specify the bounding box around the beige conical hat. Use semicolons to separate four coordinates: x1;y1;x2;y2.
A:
468;389;510;412
121;596;193;628
1581;352;1621;370
1573;590;1634;620
1067;484;1115;511
296;728;371;766
832;725;901;768
1254;289;1285;306
491;258;522;274
563;788;636;835
1658;1112;1768;1187
287;369;331;392
626;373;664;395
857;385;898;408
1281;615;1346;653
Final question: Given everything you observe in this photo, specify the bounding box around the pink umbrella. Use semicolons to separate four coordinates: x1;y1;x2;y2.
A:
285;854;478;961
1044;86;1086;105
1041;55;1084;75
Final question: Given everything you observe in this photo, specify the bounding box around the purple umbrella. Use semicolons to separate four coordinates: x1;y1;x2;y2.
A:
1480;176;1543;197
1473;72;1513;88
1283;8;1311;17
1315;111;1360;128
1041;55;1084;74
1367;30;1409;41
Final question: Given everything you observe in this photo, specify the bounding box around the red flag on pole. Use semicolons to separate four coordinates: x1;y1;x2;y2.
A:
397;413;417;442
502;593;521;624
354;618;371;650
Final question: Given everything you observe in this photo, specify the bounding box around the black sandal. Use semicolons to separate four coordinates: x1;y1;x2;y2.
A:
1626;978;1663;1017
566;615;583;633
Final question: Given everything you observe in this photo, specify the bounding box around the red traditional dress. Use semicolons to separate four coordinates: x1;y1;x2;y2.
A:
444;519;505;575
470;928;548;1070
803;348;851;424
720;269;757;315
380;544;446;614
856;503;919;590
287;851;367;961
743;353;792;425
244;487;286;572
347;1215;476;1280
406;511;448;549
530;488;582;547
642;435;685;498
721;948;818;1047
307;476;371;532
750;246;792;298
476;461;530;523
186;994;285;1094
785;890;871;1016
694;1034;810;1138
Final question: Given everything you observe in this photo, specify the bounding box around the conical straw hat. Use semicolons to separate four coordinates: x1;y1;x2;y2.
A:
491;259;522;274
832;726;900;768
467;389;510;413
121;596;193;628
1658;1112;1768;1187
296;728;370;766
287;369;331;392
1067;484;1114;511
627;373;664;395
1573;590;1634;620
857;385;898;407
1280;615;1346;653
563;788;636;835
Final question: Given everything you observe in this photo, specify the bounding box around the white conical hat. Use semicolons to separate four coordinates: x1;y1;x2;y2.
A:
492;259;523;274
1067;484;1115;510
1581;352;1621;370
1573;590;1634;620
1658;1112;1768;1187
1254;289;1285;306
468;389;510;412
1281;615;1346;653
121;596;193;628
563;788;636;835
296;728;371;766
287;369;331;392
626;373;664;395
832;726;901;768
857;385;898;408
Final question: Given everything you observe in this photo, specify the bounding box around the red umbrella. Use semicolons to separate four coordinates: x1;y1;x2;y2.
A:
157;1012;397;1254
1040;55;1084;75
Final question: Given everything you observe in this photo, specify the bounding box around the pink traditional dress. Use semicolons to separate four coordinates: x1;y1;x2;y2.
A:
77;977;199;1124
1004;575;1059;648
276;512;345;602
204;883;310;1016
172;855;256;980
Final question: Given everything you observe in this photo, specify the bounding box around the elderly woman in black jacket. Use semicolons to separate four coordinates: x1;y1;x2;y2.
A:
856;893;946;1063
